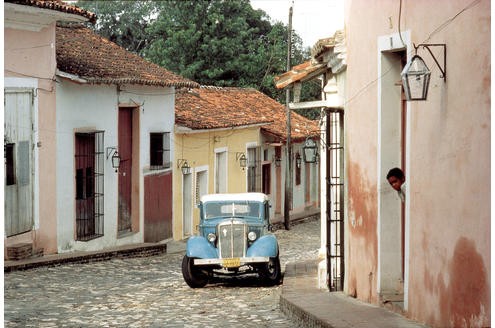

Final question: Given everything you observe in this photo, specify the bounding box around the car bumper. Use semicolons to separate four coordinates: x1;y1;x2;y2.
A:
194;257;269;267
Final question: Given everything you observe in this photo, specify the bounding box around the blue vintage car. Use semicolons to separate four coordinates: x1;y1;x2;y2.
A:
182;193;281;288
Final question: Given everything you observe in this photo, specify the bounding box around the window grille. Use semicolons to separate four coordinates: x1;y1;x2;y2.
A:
75;131;104;241
247;147;261;192
195;170;207;206
327;109;345;292
150;132;171;169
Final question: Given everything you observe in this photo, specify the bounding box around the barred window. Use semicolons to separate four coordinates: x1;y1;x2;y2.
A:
247;147;261;192
150;132;171;169
75;131;104;241
195;170;208;206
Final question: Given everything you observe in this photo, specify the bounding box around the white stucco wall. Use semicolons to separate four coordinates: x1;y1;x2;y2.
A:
56;80;174;252
119;84;176;173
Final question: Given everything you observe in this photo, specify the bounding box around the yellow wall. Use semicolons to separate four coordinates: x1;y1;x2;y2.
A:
172;127;261;240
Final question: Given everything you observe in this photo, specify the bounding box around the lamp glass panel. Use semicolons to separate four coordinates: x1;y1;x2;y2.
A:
303;147;317;163
181;162;191;175
401;55;431;101
405;73;431;100
303;138;317;163
111;152;121;168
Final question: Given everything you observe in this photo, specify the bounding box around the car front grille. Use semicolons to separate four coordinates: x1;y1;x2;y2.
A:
218;221;247;258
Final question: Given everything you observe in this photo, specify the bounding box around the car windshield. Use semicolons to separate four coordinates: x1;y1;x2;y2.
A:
204;201;261;220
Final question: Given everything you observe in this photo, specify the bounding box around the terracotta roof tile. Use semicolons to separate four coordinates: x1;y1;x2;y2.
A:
274;29;346;89
56;25;199;88
274;60;326;89
311;30;345;59
176;86;319;141
6;0;96;23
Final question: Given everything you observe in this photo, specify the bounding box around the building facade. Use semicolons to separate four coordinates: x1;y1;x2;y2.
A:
4;0;95;258
173;87;320;240
344;0;490;326
53;25;197;253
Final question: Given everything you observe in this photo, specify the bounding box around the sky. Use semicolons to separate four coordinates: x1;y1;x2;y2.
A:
250;0;344;48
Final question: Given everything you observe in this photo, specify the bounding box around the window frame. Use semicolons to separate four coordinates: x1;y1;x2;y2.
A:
74;131;105;241
150;132;171;170
5;143;16;186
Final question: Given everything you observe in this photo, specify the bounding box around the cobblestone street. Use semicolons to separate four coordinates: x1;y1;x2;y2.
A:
4;218;321;327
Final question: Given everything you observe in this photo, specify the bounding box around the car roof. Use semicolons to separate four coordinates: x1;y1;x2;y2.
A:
200;193;269;203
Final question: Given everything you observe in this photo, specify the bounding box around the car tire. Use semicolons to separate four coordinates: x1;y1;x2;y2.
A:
182;255;208;288
260;255;282;286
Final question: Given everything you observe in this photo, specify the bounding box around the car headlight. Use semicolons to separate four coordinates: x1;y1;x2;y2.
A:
248;231;257;241
207;233;216;243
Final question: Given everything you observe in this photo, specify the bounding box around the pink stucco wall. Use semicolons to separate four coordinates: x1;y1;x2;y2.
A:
344;0;490;326
4;24;58;255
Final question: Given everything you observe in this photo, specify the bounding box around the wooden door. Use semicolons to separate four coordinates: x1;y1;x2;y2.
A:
118;108;133;233
144;172;172;242
4;90;34;236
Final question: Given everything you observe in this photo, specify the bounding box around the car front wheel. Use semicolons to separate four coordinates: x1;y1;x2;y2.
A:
260;255;282;286
182;255;208;288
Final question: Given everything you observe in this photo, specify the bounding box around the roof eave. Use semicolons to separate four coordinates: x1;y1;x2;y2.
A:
56;71;199;88
175;122;269;134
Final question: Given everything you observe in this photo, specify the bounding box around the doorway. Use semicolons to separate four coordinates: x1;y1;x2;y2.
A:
118;107;133;233
378;47;407;307
182;172;193;237
4;90;34;236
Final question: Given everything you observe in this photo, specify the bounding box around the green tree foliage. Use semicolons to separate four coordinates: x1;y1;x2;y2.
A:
76;0;320;114
76;0;157;54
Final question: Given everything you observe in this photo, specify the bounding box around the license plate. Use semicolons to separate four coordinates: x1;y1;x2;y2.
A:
222;257;241;268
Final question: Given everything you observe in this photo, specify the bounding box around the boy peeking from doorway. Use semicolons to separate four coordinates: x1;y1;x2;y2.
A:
387;167;406;202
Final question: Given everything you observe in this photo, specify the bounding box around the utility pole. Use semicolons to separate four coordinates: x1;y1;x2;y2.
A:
284;2;293;230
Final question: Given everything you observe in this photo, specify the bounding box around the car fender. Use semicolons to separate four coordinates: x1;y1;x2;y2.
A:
246;235;279;258
186;236;218;259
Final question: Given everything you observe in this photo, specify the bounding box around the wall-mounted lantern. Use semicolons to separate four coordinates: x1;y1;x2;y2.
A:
272;155;281;167
295;153;302;169
401;43;446;101
236;152;247;169
106;147;121;172
177;159;191;175
302;137;318;163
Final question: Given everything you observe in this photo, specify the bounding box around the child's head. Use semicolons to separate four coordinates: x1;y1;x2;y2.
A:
386;167;405;191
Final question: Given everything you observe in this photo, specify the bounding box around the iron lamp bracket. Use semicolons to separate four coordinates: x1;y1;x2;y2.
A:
414;43;446;81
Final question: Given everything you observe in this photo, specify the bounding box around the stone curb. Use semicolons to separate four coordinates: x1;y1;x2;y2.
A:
4;244;167;273
280;296;333;328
